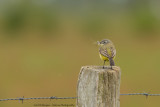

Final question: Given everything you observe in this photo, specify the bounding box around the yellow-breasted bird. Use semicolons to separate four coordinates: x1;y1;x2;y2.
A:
97;39;116;69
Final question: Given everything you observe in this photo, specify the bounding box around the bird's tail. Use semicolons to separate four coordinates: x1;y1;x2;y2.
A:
109;58;115;66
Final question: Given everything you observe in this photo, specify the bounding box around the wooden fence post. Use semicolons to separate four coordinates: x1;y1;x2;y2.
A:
77;66;121;107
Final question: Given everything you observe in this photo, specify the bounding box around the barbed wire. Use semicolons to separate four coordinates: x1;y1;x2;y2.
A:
0;93;160;103
120;93;160;96
120;93;160;99
0;96;77;104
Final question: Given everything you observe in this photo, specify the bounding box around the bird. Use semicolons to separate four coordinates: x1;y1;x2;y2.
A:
97;39;116;69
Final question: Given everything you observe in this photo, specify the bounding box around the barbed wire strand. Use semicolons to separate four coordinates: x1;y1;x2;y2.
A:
120;93;160;96
120;93;160;99
0;93;160;103
0;96;77;103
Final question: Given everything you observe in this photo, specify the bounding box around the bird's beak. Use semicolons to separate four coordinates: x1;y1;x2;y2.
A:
97;41;100;46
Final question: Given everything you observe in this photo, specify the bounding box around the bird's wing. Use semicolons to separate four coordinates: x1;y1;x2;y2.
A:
99;45;116;58
99;47;109;58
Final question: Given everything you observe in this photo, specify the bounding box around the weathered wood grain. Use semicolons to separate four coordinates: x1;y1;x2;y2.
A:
77;66;121;107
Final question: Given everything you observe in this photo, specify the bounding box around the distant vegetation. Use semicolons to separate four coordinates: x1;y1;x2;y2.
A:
0;0;159;37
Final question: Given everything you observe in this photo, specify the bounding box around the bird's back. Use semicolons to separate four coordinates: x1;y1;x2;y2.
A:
99;42;116;58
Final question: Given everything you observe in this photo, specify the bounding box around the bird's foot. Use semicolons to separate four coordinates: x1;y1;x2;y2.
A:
103;66;105;69
111;66;113;70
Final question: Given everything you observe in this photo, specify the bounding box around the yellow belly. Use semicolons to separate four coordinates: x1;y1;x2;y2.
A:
99;53;115;61
99;54;109;61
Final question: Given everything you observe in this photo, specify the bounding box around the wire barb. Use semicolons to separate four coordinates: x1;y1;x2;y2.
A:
50;96;56;101
18;96;24;104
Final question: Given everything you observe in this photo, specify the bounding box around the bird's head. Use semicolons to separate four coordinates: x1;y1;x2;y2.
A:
97;39;111;46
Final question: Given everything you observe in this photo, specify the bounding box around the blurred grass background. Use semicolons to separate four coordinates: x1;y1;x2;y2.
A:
0;0;160;107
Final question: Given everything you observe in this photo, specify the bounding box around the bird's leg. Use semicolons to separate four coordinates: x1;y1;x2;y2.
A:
111;66;113;69
103;60;106;69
